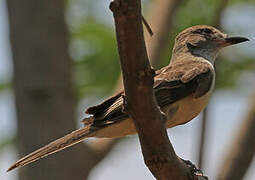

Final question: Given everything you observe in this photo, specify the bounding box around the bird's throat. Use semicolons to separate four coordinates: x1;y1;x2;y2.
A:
190;48;218;64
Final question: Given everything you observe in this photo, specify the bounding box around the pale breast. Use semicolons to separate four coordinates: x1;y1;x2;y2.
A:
166;87;213;128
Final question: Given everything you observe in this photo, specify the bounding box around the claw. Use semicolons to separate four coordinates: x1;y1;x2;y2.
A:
181;158;203;176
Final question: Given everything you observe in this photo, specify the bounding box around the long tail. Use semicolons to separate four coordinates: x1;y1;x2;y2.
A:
7;125;96;172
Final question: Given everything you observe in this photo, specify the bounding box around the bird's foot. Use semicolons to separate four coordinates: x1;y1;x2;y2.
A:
181;158;207;179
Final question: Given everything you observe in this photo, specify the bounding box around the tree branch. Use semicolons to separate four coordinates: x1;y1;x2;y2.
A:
106;0;184;161
110;0;206;179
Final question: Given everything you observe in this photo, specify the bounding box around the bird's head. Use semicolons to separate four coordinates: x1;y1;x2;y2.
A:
172;25;249;63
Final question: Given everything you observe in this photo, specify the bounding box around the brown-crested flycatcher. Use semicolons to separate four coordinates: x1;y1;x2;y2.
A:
8;25;249;172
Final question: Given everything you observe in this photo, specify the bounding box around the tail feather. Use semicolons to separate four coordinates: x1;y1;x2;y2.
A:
7;125;95;172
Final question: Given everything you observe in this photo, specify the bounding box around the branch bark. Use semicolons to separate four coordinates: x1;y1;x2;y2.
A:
106;0;184;161
110;0;206;179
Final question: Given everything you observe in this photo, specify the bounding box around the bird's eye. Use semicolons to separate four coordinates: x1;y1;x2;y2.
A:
202;28;212;34
193;28;213;34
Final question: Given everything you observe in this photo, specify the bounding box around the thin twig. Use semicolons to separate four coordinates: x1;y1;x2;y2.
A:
142;15;153;37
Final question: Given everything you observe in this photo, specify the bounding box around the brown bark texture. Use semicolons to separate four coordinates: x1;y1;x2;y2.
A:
109;0;184;159
110;0;207;179
7;0;115;179
217;90;255;180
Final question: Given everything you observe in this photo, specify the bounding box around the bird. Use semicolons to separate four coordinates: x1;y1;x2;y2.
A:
7;25;249;172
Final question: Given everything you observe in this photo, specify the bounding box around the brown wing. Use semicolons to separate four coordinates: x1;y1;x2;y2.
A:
154;60;214;106
86;92;123;117
83;91;128;127
154;69;213;107
84;60;214;126
154;59;212;85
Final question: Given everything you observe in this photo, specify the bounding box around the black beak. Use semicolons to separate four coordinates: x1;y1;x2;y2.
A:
223;37;249;46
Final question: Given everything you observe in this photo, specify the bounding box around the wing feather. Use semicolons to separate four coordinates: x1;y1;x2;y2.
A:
85;60;214;127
